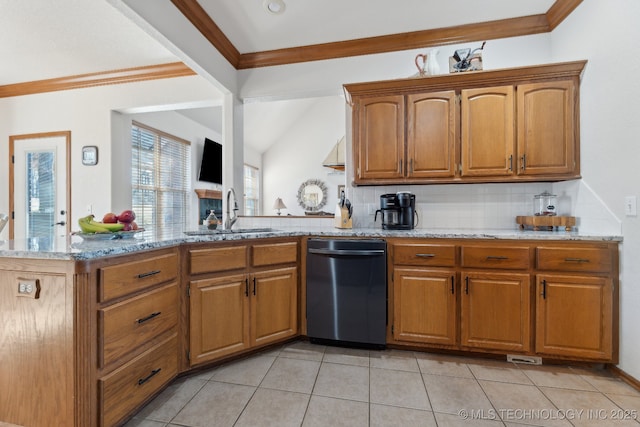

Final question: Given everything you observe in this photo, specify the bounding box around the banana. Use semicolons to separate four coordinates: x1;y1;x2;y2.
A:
89;218;124;232
78;215;114;233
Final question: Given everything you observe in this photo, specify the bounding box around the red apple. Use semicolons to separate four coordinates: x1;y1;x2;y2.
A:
102;212;118;223
118;209;136;223
131;221;139;230
121;222;133;231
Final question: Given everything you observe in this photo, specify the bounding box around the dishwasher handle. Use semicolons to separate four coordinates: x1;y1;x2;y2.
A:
308;248;385;257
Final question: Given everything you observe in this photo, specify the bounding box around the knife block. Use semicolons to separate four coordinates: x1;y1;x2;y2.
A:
334;204;352;229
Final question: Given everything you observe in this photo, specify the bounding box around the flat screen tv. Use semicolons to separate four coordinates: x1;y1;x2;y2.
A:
198;138;222;184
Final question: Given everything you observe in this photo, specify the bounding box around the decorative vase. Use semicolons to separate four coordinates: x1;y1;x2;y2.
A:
426;49;440;75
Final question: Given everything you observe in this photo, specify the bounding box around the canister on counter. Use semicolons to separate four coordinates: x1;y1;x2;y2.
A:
534;191;557;216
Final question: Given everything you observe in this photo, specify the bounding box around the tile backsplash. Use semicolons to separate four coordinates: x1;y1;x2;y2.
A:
241;180;621;235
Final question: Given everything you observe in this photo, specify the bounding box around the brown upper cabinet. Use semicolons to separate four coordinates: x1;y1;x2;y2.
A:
345;61;585;185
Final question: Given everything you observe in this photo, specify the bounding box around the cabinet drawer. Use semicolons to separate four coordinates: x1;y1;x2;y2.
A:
99;252;178;302
253;241;298;267
393;243;455;267
100;334;178;427
536;247;611;273
99;283;178;368
190;245;248;275
461;246;530;270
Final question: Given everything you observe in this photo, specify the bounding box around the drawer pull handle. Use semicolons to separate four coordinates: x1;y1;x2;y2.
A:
451;276;455;295
486;256;508;260
137;270;161;279
465;276;469;294
138;368;161;386
541;279;547;299
416;253;436;258
137;311;161;324
564;258;590;263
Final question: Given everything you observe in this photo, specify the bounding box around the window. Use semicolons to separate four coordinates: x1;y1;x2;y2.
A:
244;164;260;216
131;121;191;237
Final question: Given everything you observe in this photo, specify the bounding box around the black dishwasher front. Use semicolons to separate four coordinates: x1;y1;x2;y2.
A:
306;239;387;348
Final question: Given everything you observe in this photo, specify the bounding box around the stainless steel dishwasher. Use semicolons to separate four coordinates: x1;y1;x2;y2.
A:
306;239;387;348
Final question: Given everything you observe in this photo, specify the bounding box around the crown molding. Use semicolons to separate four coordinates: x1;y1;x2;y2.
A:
547;0;583;30
0;62;195;98
170;0;240;67
175;0;581;69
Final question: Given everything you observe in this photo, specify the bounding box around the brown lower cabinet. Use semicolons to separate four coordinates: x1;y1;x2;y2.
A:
187;239;299;366
389;238;618;363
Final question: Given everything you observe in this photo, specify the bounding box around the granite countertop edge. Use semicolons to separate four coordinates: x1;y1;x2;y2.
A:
0;228;623;261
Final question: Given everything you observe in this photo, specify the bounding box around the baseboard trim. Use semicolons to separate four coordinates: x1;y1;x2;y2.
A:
607;364;640;392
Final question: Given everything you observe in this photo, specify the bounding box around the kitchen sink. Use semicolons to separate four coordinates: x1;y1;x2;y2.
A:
184;227;275;236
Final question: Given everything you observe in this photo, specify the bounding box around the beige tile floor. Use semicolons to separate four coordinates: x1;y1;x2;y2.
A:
124;341;640;427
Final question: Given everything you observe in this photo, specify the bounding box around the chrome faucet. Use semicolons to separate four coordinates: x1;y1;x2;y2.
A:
224;188;239;230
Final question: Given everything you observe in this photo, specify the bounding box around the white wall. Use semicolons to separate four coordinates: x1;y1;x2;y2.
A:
0;75;221;237
548;0;640;380
261;96;346;216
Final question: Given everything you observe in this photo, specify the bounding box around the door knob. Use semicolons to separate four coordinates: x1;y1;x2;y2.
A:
52;221;66;226
60;210;66;215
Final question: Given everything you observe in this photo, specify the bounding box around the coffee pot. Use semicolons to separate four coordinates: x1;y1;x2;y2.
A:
374;192;418;230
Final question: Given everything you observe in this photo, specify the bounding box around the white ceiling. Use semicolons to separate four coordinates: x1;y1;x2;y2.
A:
200;0;555;53
0;0;557;153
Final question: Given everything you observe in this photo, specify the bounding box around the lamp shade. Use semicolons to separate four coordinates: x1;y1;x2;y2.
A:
273;198;287;210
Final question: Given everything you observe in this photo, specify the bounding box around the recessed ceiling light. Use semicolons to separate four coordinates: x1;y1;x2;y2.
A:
263;0;285;15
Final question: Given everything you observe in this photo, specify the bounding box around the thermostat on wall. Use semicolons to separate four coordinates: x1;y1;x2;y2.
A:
82;146;98;166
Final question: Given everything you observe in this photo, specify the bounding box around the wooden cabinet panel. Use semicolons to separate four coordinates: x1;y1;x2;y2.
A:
393;268;456;345
189;245;248;275
354;95;405;180
407;91;457;178
100;334;178;427
0;269;73;427
393;243;456;267
461;245;530;270
536;246;611;273
536;275;612;360
99;252;178;302
461;86;515;177
252;241;298;267
517;81;576;176
99;283;178;368
461;271;531;352
251;267;298;347
189;274;250;364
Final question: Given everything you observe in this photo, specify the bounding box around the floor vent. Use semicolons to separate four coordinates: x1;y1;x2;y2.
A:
507;355;542;365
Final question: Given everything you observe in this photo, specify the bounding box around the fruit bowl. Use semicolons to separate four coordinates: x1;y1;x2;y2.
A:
71;229;145;241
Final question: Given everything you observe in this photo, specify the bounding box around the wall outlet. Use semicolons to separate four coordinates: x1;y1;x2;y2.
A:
86;204;93;214
16;278;40;299
625;196;637;217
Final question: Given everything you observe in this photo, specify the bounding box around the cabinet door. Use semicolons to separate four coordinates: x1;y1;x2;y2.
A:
393;268;457;345
536;274;612;360
189;274;250;365
461;86;515;177
407;91;457;178
354;95;405;180
251;267;298;347
460;271;530;351
517;81;576;176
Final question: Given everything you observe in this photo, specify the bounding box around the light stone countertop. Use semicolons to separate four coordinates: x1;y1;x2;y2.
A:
0;227;623;261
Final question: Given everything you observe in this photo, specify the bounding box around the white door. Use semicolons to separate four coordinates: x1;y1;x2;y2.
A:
10;132;70;239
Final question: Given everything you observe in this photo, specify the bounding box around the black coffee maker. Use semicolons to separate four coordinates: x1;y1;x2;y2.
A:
375;192;417;230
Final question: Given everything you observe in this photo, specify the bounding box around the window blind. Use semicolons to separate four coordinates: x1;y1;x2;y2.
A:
131;121;191;237
244;164;260;216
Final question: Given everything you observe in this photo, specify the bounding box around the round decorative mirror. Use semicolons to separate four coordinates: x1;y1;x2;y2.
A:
297;179;328;212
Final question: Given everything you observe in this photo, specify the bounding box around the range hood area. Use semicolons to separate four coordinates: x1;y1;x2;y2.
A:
322;136;345;171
